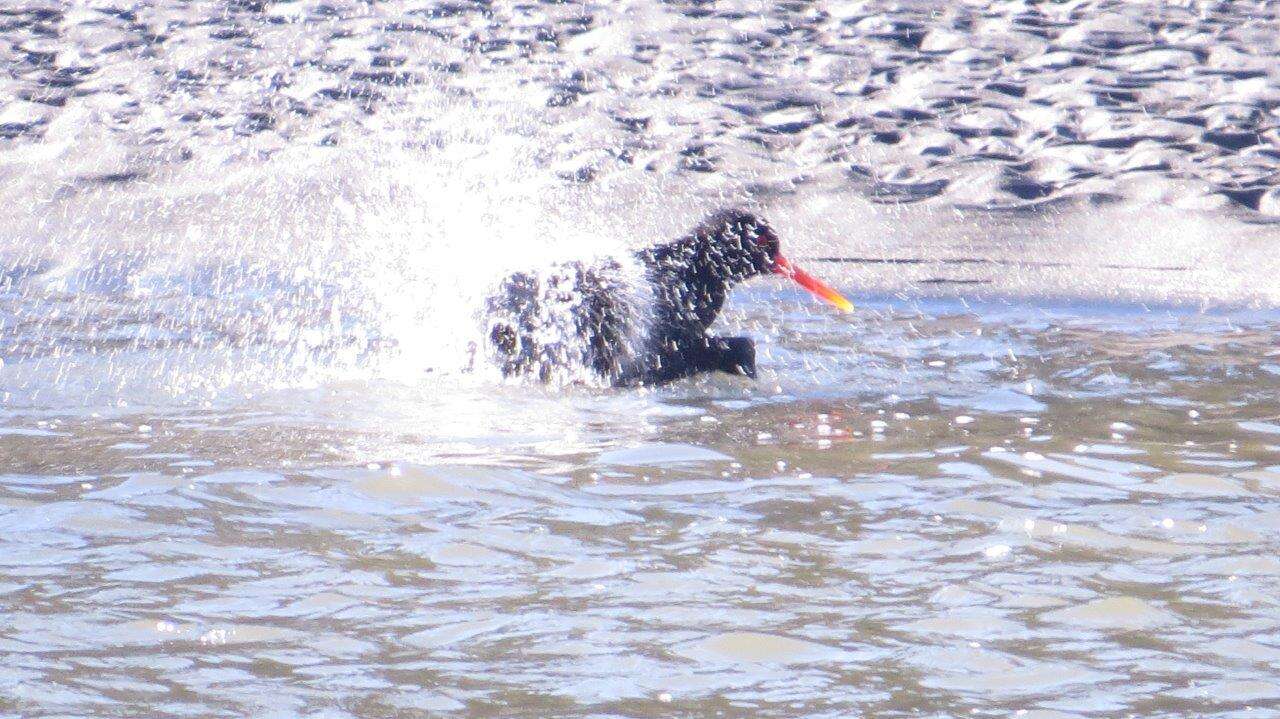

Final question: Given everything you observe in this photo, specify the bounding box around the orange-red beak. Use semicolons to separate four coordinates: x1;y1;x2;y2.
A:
773;255;854;313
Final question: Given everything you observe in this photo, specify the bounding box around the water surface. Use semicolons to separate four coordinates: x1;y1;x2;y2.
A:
4;0;1280;716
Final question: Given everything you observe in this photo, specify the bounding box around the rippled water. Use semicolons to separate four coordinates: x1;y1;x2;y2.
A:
6;296;1280;717
4;0;1280;717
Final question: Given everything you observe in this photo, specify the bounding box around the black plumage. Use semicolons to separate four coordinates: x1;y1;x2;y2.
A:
484;209;785;386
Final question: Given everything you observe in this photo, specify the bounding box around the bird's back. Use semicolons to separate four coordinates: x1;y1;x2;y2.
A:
635;234;727;340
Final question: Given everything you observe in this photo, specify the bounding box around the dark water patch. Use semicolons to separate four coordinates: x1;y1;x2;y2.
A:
864;179;949;204
78;171;147;185
349;69;420;87
985;82;1026;98
1203;131;1262;151
1002;175;1056;201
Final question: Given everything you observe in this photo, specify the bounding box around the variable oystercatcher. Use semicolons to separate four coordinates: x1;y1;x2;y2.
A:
484;209;853;386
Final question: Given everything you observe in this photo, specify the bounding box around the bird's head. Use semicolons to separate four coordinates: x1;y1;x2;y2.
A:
696;209;853;312
694;209;779;280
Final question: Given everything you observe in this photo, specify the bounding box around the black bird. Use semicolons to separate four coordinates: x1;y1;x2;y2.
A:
484;209;853;386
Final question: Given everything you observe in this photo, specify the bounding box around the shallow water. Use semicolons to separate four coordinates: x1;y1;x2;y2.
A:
4;0;1280;717
6;295;1280;717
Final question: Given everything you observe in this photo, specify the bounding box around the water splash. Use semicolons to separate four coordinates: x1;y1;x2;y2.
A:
2;92;671;406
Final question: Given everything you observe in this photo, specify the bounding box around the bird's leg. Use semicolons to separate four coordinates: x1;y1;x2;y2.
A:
708;336;756;379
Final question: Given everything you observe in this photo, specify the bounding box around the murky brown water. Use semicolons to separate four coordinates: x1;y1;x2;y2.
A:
5;297;1280;717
